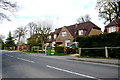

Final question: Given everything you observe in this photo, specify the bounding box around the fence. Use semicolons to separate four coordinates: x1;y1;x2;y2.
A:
78;47;120;58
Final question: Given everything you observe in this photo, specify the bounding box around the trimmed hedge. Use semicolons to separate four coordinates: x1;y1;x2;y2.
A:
65;47;77;54
54;47;64;53
76;32;120;58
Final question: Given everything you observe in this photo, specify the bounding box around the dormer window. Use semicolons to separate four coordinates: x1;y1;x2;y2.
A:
78;30;83;35
54;34;57;39
62;32;67;37
109;26;116;33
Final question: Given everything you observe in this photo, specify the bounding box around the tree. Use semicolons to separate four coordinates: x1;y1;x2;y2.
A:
37;25;51;51
27;20;52;51
5;31;15;50
27;22;37;37
27;33;42;51
0;38;3;43
0;37;3;50
76;14;91;23
0;34;5;49
96;0;120;24
0;0;18;22
14;26;28;50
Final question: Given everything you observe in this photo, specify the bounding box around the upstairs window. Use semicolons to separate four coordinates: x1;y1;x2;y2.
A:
78;30;83;35
109;26;116;33
62;32;67;37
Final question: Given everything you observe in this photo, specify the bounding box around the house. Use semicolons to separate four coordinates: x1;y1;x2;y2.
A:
104;18;120;33
46;28;62;47
19;44;30;51
46;21;102;47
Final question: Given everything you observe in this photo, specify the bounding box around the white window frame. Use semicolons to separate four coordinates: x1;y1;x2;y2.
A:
65;40;70;47
109;26;116;33
54;34;57;39
78;30;83;35
62;32;67;37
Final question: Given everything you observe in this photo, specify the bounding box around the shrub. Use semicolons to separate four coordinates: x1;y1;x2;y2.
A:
54;47;64;53
65;47;77;54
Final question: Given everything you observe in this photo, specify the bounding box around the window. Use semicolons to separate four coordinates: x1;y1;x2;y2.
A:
109;26;116;33
78;30;83;35
62;32;67;37
54;34;57;39
65;40;70;47
49;36;51;39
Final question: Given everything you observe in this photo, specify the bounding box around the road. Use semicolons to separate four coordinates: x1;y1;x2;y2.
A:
2;51;119;80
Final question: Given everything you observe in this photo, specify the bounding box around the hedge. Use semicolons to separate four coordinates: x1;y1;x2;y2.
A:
65;47;77;54
76;32;120;58
54;47;64;53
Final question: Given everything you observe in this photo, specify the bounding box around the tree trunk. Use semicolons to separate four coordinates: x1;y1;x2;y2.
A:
42;41;44;51
17;37;21;51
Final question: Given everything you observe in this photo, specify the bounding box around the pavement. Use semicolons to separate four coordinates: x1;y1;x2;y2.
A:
2;50;119;79
19;51;120;65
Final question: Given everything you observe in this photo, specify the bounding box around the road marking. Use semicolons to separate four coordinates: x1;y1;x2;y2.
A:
5;54;35;63
17;57;35;63
5;54;10;56
46;65;99;79
5;54;13;57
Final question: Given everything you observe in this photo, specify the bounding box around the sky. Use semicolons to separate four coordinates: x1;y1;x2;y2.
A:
0;0;105;40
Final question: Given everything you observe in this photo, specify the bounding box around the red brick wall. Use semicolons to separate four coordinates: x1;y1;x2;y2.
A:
105;26;120;33
116;26;120;32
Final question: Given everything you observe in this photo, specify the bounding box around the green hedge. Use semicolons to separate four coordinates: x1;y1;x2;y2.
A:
54;47;64;53
76;32;120;58
65;48;77;54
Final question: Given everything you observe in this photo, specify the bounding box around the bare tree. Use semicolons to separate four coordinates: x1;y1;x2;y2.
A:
36;21;52;51
27;20;52;51
0;0;19;22
27;22;37;37
77;14;91;23
14;26;28;50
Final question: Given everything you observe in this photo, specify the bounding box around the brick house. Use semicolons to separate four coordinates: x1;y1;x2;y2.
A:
19;44;30;51
46;28;62;47
46;21;102;47
104;18;120;33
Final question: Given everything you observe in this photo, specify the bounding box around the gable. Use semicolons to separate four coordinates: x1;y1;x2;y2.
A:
88;28;102;35
105;18;120;27
56;27;74;42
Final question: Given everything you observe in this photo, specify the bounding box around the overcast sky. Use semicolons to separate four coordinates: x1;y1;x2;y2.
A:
0;0;105;39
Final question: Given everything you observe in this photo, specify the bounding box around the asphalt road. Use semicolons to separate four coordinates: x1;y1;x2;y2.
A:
2;51;120;80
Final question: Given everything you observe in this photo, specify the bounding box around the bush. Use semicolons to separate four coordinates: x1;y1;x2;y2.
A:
54;47;64;53
81;49;105;58
76;32;120;58
53;53;65;56
65;47;77;54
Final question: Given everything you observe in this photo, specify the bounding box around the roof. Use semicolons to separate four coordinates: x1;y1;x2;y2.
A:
54;28;62;34
65;21;101;36
105;18;120;27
